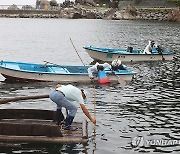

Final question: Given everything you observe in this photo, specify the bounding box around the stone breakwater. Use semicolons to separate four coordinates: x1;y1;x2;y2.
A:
0;7;179;22
136;8;180;22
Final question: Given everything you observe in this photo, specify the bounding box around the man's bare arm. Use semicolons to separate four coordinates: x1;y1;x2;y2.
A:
80;104;96;124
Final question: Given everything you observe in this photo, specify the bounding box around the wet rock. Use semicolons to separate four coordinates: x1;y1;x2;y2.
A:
168;8;180;22
85;11;96;19
106;4;138;20
72;12;82;19
125;4;137;16
112;9;137;20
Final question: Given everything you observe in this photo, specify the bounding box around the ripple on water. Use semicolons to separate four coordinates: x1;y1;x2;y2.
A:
0;20;180;154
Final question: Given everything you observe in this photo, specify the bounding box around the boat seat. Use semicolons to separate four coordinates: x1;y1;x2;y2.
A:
0;109;55;120
18;64;48;72
49;67;70;73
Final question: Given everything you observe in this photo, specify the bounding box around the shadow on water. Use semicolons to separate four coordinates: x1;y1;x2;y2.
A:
0;143;86;154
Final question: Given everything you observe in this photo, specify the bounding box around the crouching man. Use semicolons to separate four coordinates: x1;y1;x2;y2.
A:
49;84;96;130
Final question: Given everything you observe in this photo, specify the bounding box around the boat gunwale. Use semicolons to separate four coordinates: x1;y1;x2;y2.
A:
0;61;89;75
0;61;136;76
83;46;173;55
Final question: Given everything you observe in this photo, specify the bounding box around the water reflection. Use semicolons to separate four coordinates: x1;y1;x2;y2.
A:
86;55;180;153
0;143;87;154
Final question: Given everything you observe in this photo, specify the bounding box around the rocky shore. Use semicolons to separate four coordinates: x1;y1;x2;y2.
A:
0;5;179;22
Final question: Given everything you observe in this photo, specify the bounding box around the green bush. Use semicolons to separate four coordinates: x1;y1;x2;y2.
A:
134;0;142;4
177;0;180;6
166;0;180;6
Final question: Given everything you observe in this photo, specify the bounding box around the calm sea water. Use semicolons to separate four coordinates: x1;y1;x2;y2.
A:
0;18;180;154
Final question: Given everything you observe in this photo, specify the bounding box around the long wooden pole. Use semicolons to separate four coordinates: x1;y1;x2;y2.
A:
93;85;96;121
0;94;49;104
69;38;96;125
93;85;96;133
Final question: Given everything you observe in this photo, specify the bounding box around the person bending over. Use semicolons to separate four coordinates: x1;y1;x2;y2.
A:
87;59;126;80
49;84;96;130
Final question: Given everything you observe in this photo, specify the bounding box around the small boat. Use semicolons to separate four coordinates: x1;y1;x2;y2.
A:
0;61;136;83
0;109;88;144
83;46;174;62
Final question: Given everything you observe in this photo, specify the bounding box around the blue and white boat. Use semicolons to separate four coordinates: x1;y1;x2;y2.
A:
84;46;174;62
0;61;136;83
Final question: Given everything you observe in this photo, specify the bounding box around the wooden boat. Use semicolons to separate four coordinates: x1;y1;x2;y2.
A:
83;46;174;62
0;61;136;83
0;109;88;144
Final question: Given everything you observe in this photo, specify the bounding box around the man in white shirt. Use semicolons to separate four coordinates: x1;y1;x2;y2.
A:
143;40;155;54
49;84;96;130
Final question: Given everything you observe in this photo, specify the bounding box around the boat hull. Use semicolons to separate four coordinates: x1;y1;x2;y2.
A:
0;67;90;83
0;68;134;83
0;61;135;83
85;48;174;62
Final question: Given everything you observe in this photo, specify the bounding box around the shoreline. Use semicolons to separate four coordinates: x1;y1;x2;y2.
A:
0;6;179;22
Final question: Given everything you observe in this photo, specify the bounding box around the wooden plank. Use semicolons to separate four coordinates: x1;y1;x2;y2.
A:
0;122;62;137
0;120;88;144
0;135;88;144
0;109;89;144
0;109;55;120
0;94;49;104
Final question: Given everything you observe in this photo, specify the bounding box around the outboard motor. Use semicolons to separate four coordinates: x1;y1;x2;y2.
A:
156;45;163;55
127;46;133;53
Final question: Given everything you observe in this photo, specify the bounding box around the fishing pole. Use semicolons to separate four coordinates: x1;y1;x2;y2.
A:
69;38;87;70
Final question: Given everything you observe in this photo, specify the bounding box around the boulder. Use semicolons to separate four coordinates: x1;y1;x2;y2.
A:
85;11;96;19
125;4;137;16
72;12;82;19
168;8;180;22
